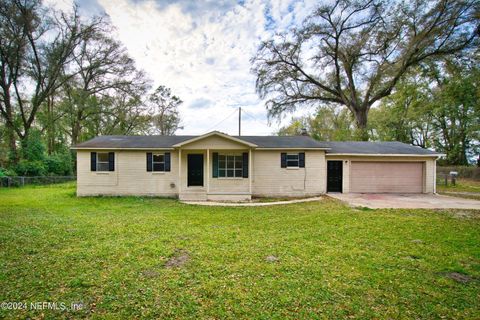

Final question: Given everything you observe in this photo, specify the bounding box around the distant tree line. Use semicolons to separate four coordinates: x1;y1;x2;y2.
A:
0;0;182;176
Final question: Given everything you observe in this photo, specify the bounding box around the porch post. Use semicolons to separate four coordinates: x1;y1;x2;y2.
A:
206;149;210;193
178;148;182;194
249;148;252;195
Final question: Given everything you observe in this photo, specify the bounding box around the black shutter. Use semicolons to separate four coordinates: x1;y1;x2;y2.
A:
242;152;249;178
108;152;115;171
165;152;171;172
90;152;97;171
299;152;305;168
146;153;152;172
281;153;287;168
212;152;218;178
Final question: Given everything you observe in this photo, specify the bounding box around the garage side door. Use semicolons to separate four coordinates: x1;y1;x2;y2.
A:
350;162;423;193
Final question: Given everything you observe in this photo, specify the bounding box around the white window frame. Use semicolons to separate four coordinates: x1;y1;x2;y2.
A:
286;153;300;168
218;153;243;178
152;153;165;172
97;152;110;172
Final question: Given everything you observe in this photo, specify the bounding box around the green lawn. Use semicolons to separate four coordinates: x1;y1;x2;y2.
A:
437;179;480;200
0;183;479;319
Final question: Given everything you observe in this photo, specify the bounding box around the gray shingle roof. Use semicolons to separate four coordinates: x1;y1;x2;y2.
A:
233;136;329;148
73;134;440;155
324;141;440;155
73;134;328;149
74;135;196;149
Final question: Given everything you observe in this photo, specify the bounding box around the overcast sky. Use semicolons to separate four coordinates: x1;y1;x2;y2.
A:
49;0;319;135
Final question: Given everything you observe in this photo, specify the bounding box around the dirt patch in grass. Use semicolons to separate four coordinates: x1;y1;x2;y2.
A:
165;249;190;268
443;272;474;284
265;255;280;263
411;239;424;244
141;269;160;278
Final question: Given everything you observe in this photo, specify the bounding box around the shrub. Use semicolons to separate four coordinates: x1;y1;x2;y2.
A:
46;152;73;176
0;167;16;177
20;130;45;162
14;160;46;176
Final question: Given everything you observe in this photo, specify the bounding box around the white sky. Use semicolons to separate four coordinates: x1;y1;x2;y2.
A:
48;0;319;135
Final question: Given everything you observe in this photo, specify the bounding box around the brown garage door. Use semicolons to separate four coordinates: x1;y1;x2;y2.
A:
350;162;423;193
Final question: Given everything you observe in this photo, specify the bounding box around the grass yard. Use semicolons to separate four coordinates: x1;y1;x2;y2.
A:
437;179;480;201
0;183;479;319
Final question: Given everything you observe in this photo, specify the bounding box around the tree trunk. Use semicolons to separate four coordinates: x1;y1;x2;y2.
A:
6;121;17;164
46;95;54;154
3;93;18;163
4;103;17;163
353;109;369;141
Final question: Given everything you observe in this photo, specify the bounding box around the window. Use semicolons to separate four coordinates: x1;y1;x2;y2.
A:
152;153;165;172
96;152;110;171
286;153;299;168
218;154;243;178
147;152;170;172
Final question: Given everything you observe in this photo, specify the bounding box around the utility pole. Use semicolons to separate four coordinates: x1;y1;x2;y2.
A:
238;107;241;136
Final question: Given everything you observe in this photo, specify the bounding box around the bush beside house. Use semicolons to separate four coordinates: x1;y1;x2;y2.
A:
1;130;73;177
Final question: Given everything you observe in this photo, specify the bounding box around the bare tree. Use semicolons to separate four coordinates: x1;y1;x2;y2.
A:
252;0;479;140
60;21;151;144
0;0;100;160
148;85;182;136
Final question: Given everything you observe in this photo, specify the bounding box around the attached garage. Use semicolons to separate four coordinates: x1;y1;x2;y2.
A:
350;161;423;193
324;141;442;194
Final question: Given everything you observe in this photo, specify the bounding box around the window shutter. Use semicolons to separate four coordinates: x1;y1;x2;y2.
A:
108;152;115;171
212;152;218;178
91;152;97;171
299;152;305;168
165;152;171;172
242;152;249;178
281;153;287;168
146;153;152;172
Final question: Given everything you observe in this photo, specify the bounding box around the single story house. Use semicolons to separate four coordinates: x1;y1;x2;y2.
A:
72;131;442;201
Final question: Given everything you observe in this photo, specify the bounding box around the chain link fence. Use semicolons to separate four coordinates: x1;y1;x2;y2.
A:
437;166;480;180
0;176;76;188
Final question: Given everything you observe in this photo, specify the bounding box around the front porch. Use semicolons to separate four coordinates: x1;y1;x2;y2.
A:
177;149;253;201
172;133;255;202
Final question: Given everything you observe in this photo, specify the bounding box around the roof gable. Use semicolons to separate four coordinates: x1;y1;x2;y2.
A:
172;131;257;148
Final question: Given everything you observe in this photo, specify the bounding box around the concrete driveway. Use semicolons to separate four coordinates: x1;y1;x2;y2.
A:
328;193;480;209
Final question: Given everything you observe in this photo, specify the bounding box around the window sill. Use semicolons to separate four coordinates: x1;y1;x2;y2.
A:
152;172;166;175
217;177;245;180
95;172;111;175
286;167;300;170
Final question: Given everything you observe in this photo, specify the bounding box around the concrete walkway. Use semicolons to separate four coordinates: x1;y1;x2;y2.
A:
181;196;324;207
328;193;480;209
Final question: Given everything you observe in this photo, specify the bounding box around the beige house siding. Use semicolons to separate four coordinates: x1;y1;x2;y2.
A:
325;155;436;194
76;141;437;198
251;150;326;197
77;150;179;197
